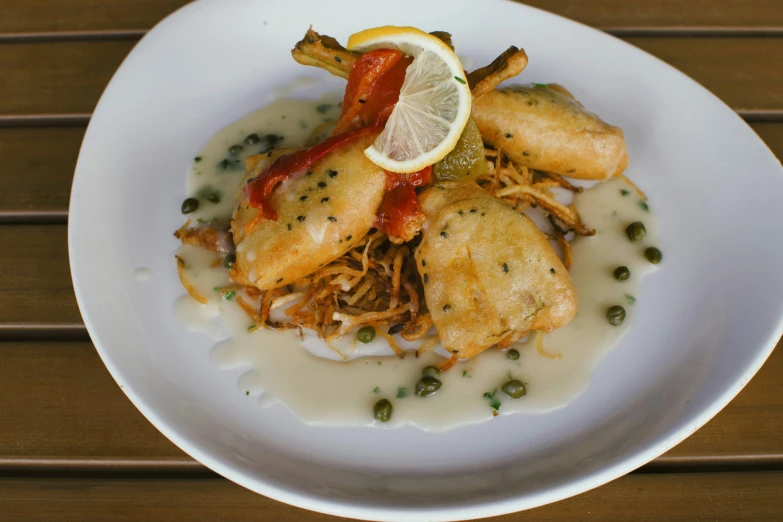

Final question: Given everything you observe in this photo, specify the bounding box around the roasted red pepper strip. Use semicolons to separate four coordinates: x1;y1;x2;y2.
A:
245;124;380;220
374;166;432;239
334;49;407;135
246;50;411;221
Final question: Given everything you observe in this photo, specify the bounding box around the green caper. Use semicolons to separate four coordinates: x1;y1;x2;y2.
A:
181;197;199;214
607;305;626;326
222;254;236;270
228;144;244;155
644;247;663;264
422;365;440;377
244;133;260;145
501;379;527;399
356;326;376;343
507;349;520;361
625;221;646;243
373;399;392;422
415;376;442;398
613;266;630;281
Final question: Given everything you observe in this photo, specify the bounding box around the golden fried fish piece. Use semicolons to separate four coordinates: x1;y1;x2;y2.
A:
473;84;629;180
415;181;577;359
231;134;385;290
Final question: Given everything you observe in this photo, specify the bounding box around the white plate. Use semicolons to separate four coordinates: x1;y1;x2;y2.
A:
69;0;783;519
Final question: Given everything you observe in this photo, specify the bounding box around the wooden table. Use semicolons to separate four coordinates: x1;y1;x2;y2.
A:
1;1;782;519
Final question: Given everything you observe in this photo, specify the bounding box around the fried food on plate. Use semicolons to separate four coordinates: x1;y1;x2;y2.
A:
231;133;386;290
473;84;629;180
414;181;577;359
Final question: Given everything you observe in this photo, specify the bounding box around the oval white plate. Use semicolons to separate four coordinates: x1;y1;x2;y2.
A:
69;0;783;519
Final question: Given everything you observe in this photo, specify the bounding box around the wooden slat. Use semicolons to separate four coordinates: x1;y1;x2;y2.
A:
0;226;82;333
0;126;83;221
0;342;779;468
2;1;783;34
3;38;783;117
2;122;781;218
1;472;782;521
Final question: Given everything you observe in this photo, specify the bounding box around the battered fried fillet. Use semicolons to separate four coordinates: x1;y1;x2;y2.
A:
415;182;577;358
231;134;386;290
473;84;629;180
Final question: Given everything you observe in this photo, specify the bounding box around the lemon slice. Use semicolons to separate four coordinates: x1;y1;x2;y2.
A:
347;26;472;173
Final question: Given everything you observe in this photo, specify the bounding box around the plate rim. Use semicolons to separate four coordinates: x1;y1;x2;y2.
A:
68;0;783;520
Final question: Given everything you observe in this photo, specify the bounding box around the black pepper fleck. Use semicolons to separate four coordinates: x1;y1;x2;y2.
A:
470;208;477;213
567;168;576;173
443;304;452;312
321;197;329;203
346;235;353;241
522;151;530;156
276;278;283;283
300;196;308;202
306;171;313;176
327;170;338;178
297;215;306;222
359;99;366;104
440;231;448;238
423;274;429;283
481;212;486;216
502;263;509;273
550;267;556;274
458;210;464;216
421;260;426;266
505;133;513;138
328;216;337;222
318;181;327;188
335;56;342;63
287;223;292;231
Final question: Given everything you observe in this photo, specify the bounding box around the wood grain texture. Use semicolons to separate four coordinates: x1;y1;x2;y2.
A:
2;0;783;33
0;127;83;220
3;38;783;116
0;226;82;332
0;342;779;468
1;472;782;521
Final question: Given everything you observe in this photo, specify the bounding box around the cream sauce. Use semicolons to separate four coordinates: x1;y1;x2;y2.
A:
185;96;342;223
175;101;660;431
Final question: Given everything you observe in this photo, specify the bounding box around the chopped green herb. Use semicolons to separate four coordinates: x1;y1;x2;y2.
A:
639;200;650;212
462;370;470;378
454;76;466;84
373;387;380;393
194;156;202;162
489;400;501;411
625;294;636;304
218;159;233;170
247;324;256;331
316;103;332;113
224;291;236;300
620;189;630;196
377;361;382;366
534;83;548;88
197;186;222;204
483;389;498;400
396;387;408;398
245;391;249;395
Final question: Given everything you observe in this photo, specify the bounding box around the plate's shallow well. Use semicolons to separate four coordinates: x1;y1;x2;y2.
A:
69;0;783;520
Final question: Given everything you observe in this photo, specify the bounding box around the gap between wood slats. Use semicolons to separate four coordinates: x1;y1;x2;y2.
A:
0;455;781;480
4;27;783;44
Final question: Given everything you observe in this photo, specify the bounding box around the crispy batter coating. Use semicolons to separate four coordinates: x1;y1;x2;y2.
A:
473;84;629;180
231;134;386;290
415;181;577;358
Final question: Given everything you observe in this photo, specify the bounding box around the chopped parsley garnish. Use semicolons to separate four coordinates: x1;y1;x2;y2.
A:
194;156;202;162
245;391;249;395
639;200;650;212
620;189;630;196
316;103;332;113
625;294;636;304
396;387;408;398
483;389;501;411
534;83;548;88
454;76;466;84
224;291;236;300
247;324;256;331
462;370;470;378
373;387;380;393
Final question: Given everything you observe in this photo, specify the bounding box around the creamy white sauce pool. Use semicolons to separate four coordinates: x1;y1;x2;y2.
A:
174;100;660;431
